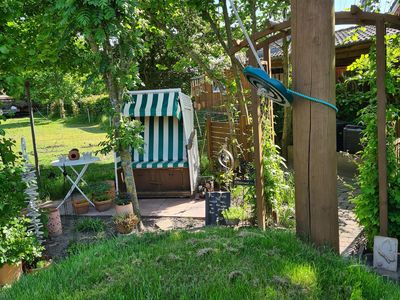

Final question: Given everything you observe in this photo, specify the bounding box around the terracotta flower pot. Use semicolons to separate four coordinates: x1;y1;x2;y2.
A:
115;202;133;216
0;262;22;286
47;207;62;237
26;260;52;274
72;200;89;215
116;223;134;234
94;199;113;212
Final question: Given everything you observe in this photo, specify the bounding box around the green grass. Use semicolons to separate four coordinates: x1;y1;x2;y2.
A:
1;116;114;199
74;218;106;233
2;227;400;299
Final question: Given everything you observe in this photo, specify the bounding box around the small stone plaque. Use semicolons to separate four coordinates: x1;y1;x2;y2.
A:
373;236;398;272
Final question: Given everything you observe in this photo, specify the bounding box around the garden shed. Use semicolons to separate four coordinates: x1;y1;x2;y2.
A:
115;88;200;197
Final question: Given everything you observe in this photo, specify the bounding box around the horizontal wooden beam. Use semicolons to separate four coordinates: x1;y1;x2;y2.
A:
230;7;400;54
256;31;289;51
230;20;291;54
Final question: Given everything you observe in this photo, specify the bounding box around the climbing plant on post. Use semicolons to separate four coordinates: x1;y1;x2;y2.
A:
54;0;145;225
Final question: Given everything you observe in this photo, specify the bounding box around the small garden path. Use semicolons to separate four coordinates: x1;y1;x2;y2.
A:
338;175;362;256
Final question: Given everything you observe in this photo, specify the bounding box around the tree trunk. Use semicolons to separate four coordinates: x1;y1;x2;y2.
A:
59;99;66;119
25;80;40;178
120;148;141;219
281;36;292;160
104;71;143;230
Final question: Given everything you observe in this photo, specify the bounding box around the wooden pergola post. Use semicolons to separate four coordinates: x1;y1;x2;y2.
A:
291;0;339;251
262;43;275;144
376;19;388;236
248;50;266;230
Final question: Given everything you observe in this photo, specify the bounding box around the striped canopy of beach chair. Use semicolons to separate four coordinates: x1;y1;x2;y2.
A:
117;89;189;169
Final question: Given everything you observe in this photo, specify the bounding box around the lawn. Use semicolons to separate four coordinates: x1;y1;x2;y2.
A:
1;227;400;299
1;116;114;199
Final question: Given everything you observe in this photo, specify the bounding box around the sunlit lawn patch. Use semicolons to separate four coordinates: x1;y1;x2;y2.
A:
1;117;114;199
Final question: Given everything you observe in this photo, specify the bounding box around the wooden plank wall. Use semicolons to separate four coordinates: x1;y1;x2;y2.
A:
191;72;251;111
206;116;252;162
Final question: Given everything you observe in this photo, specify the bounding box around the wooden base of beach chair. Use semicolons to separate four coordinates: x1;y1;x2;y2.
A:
117;167;191;198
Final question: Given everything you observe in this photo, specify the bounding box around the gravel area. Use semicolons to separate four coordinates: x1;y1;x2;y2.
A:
45;215;205;261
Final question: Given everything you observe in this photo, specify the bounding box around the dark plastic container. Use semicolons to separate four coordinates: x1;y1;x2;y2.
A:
343;125;363;154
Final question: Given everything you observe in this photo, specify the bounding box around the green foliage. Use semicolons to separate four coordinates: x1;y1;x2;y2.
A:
262;115;294;226
200;155;213;176
216;169;234;192
348;34;400;245
74;218;106;233
98;118;144;155
84;182;111;202
0;217;43;266
337;34;400;122
0;119;26;226
353;105;400;245
77;94;112;123
114;193;131;206
244;114;295;227
222;205;248;221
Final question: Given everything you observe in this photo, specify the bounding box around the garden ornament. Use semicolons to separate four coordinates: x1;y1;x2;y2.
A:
218;142;234;171
68;148;80;160
374;236;398;272
228;0;338;112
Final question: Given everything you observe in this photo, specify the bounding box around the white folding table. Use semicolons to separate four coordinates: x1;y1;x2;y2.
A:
51;156;100;209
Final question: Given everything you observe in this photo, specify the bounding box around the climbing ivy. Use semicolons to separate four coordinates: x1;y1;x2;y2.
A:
246;105;295;227
353;105;400;245
346;34;400;245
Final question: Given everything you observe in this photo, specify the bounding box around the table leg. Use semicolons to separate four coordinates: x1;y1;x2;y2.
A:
56;164;94;209
70;166;88;186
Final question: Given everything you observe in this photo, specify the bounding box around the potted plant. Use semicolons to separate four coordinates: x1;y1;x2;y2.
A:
87;182;113;212
0;218;43;286
114;213;138;234
222;206;248;226
114;193;134;216
72;199;89;214
24;258;52;274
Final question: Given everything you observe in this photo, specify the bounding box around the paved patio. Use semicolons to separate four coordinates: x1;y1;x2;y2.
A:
45;153;361;256
48;197;205;219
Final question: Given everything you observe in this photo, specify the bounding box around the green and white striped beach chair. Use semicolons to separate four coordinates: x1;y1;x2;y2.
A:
115;88;200;197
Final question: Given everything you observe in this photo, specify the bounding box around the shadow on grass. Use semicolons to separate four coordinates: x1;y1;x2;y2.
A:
62;119;106;134
0;117;52;129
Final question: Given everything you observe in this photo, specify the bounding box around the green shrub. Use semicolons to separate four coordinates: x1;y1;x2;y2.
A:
346;33;400;246
0;118;27;226
246;112;295;227
74;218;106;233
114;193;131;206
353;106;400;246
0;218;43;266
222;206;248;221
78;94;112;123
